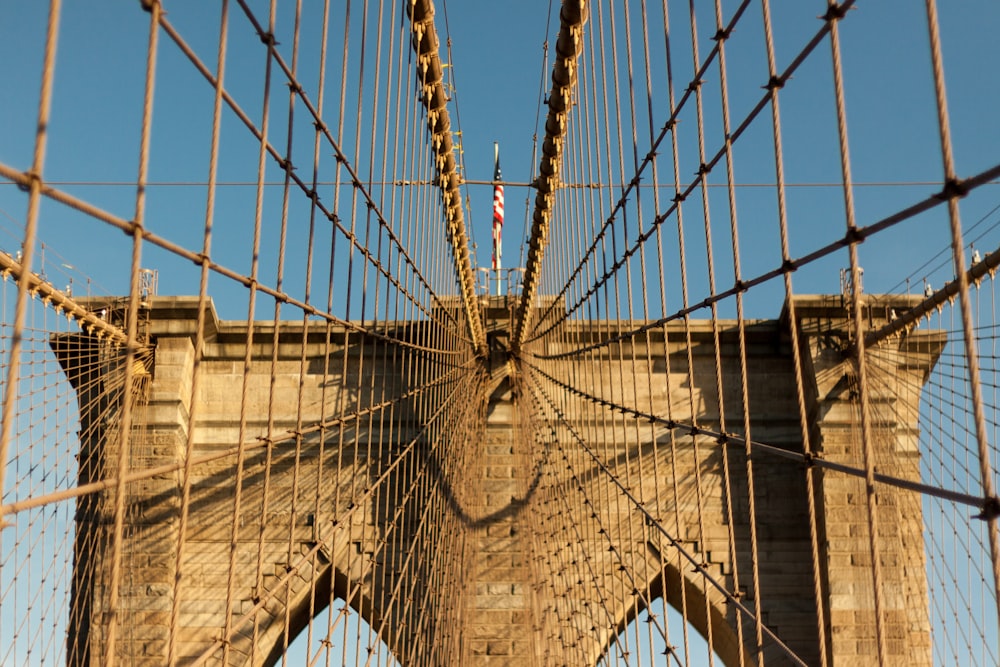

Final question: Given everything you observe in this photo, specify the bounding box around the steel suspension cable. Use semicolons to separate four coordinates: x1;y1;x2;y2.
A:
0;0;61;533
522;365;809;667
512;0;589;351
923;1;1000;630
166;2;230;661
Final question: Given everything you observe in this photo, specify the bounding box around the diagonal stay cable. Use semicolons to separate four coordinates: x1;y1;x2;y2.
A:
156;11;468;340
529;0;950;347
232;0;475;346
512;0;589;351
520;357;997;515
525;0;968;348
519;0;753;343
521;384;677;662
521;364;809;667
528;161;1000;359
187;360;483;666
0;356;478;519
0;162;465;356
407;0;485;351
866;241;1000;348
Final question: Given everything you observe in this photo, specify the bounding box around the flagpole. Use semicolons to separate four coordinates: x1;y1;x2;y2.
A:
492;142;503;296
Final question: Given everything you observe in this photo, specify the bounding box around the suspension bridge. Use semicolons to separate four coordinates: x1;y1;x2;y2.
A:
1;1;999;665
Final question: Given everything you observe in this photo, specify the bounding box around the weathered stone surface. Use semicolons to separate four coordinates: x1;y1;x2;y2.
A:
54;295;940;666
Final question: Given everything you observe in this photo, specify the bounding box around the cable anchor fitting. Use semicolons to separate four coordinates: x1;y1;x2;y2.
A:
822;3;849;22
974;495;1000;522
937;177;969;201
259;31;277;48
765;75;786;91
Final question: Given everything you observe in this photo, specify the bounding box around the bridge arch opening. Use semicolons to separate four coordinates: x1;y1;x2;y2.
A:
599;600;723;667
269;565;401;667
282;604;400;667
594;566;752;667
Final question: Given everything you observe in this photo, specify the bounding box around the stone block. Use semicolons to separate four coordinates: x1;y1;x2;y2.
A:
61;297;936;667
485;522;513;537
485;465;513;479
486;640;510;655
474;594;525;610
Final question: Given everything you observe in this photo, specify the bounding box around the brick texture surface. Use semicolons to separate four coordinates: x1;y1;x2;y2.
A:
59;296;940;666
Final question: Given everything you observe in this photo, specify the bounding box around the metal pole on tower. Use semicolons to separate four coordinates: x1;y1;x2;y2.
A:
492;142;504;296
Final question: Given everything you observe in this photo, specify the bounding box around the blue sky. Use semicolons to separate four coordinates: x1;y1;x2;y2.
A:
0;0;560;316
1;1;999;665
1;1;996;322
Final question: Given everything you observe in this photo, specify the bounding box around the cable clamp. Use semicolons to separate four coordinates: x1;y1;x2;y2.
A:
974;495;1000;522
822;3;849;21
937;177;969;200
18;170;42;193
802;451;822;468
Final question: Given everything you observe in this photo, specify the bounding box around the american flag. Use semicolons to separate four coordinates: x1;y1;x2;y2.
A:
491;143;504;274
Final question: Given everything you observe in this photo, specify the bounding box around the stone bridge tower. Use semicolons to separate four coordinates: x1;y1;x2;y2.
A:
54;295;942;666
